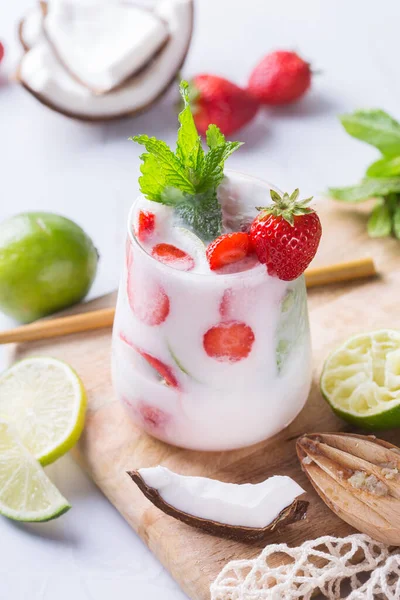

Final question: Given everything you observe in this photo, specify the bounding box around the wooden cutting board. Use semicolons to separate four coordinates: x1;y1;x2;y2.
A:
6;200;400;600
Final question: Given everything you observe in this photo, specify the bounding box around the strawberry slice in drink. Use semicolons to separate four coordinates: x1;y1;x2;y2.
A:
122;396;171;435
126;248;170;326
136;349;180;389
152;243;195;271
206;232;251;271
138;402;170;432
203;321;255;362
219;285;261;320
135;210;155;242
119;333;180;388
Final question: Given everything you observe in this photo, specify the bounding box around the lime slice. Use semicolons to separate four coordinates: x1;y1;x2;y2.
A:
0;420;70;521
174;226;206;248
0;357;86;465
321;330;400;429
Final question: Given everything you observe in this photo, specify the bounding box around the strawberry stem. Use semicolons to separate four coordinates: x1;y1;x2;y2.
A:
256;189;314;226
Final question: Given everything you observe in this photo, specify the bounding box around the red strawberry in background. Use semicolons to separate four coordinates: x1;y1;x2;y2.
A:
248;51;312;105
189;75;259;136
0;42;4;64
250;189;322;281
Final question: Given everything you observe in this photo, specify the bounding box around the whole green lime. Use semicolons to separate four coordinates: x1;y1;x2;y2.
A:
0;213;99;323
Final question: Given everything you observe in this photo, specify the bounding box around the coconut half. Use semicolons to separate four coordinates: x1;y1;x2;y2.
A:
18;4;46;52
128;466;308;542
17;0;193;121
43;1;170;94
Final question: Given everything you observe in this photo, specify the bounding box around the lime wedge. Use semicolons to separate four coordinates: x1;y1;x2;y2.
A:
321;330;400;429
0;357;86;465
0;420;70;521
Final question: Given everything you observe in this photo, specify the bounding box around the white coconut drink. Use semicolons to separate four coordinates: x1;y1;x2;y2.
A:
111;82;320;451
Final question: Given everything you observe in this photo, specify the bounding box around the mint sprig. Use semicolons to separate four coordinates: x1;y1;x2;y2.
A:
329;109;400;239
340;110;400;158
131;81;242;241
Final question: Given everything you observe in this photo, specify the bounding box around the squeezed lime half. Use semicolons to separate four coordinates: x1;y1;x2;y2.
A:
321;330;400;429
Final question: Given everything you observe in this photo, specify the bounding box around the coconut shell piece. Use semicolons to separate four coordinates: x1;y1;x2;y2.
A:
297;432;400;544
17;0;193;122
128;470;308;543
18;3;47;52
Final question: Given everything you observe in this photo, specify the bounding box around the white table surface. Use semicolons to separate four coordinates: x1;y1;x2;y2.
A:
1;0;398;598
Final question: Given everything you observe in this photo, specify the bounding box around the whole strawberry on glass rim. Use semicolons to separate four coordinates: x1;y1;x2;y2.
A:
250;189;322;281
112;79;314;452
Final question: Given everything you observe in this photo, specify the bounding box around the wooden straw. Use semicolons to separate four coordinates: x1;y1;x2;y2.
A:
0;257;376;345
0;308;115;345
305;256;376;288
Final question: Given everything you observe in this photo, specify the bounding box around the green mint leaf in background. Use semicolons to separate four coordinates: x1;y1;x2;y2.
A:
206;124;226;149
393;201;400;239
340;110;400;157
366;156;400;178
131;82;242;240
367;199;392;237
174;188;222;240
329;177;400;202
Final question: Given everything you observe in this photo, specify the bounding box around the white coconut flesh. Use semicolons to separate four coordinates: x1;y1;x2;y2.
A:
44;1;170;94
139;466;305;529
18;0;193;120
19;6;45;50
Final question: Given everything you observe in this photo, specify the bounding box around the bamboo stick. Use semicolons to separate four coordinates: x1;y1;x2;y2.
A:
0;257;376;345
305;256;376;288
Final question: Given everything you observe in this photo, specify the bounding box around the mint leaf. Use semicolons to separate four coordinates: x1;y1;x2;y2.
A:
176;81;203;167
199;141;243;192
174;189;222;240
393;202;400;239
136;152;167;203
366;156;400;178
131;81;242;240
340;110;400;157
132;135;195;194
329;177;400;202
206;124;226;149
367;199;392;237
